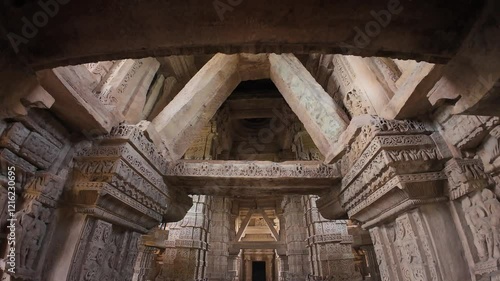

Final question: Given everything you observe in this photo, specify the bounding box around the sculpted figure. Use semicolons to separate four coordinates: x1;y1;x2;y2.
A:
15;201;39;268
483;189;500;259
26;206;50;269
463;193;494;261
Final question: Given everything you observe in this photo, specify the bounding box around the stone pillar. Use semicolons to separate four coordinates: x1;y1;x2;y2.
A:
444;158;500;280
206;197;233;281
265;256;273;281
360;245;380;281
132;227;169;281
43;123;192;281
227;253;240;281
269;53;349;162
0;109;73;281
303;195;361;280
159;195;211;280
349;222;381;281
245;258;252;281
282;195;310;280
318;116;472;281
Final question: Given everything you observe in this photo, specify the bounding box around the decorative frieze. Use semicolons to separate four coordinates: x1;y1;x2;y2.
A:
166;160;339;179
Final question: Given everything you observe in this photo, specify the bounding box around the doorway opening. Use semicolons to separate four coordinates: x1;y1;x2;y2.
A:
252;261;266;281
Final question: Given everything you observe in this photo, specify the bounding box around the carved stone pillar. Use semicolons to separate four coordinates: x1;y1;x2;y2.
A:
0;109;73;281
43;123;192;281
445;158;500;280
303;195;360;280
245;258;252;281
7;172;65;280
227;254;240;281
277;254;289;280
266;256;273;281
360;245;380;281
159;195;211;280
133;227;169;281
350;223;381;281
318;116;471;281
282;195;310;280
206;197;232;281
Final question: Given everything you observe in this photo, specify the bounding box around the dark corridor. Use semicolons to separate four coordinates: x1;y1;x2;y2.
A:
252;261;266;281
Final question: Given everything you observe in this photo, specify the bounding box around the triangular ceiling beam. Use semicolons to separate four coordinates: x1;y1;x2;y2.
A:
152;53;349;162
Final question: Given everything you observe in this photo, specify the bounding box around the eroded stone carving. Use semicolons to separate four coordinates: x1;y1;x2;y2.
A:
445;158;493;200
462;189;500;269
166;160;339;179
69;218;141;281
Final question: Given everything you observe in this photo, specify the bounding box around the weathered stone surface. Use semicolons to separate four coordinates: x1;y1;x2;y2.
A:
0;0;486;70
303;196;361;281
0;72;54;119
270;53;349;159
153;53;241;160
37;65;123;134
427;0;500;116
165;160;340;197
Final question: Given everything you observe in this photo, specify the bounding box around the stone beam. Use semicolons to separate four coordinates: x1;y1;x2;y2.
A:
260;210;280;241
235;209;255;241
165;160;340;197
229;241;286;251
269;53;349;162
152;54;241;160
0;0;485;69
37;66;123;134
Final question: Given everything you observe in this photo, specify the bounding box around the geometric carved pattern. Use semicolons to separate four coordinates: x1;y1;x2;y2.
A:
166;160;340;179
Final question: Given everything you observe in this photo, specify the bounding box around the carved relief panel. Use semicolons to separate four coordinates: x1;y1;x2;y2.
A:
68;218;140;281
